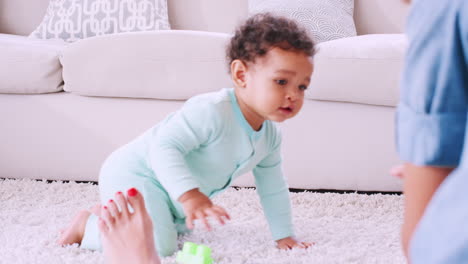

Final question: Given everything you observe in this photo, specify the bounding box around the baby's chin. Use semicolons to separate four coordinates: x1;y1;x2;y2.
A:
268;112;299;122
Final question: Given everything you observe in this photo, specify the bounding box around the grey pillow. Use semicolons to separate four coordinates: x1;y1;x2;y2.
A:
249;0;357;43
29;0;170;43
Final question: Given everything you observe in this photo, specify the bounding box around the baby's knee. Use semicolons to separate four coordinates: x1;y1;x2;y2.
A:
156;239;178;257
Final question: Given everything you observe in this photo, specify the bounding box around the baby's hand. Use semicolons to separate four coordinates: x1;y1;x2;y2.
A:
276;237;314;250
390;164;405;179
179;188;230;230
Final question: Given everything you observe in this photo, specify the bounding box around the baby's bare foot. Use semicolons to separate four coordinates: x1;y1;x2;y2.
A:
57;209;91;246
90;204;102;216
98;188;160;264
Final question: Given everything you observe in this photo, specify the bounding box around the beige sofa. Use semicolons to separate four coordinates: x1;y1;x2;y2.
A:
0;0;408;192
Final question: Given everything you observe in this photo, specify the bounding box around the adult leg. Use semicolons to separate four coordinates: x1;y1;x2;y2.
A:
401;164;453;256
410;164;468;263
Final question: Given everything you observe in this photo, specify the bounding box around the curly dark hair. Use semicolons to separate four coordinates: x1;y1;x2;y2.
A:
226;13;315;72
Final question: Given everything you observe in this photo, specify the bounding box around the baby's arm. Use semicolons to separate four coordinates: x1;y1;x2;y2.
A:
149;107;230;230
149;103;222;203
253;138;312;249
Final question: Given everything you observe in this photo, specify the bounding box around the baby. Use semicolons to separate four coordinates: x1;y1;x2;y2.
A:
58;13;315;257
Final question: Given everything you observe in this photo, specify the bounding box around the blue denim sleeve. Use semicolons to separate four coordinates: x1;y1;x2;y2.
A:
396;0;468;167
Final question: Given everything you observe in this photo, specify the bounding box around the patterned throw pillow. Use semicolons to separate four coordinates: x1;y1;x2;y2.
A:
249;0;356;43
30;0;170;42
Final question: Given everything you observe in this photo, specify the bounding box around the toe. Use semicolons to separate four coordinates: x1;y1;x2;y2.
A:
101;205;115;228
107;198;120;218
114;191;130;218
97;217;109;235
126;188;146;213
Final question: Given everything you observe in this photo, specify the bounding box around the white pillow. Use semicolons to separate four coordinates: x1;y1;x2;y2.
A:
249;0;357;43
0;34;65;94
29;0;170;43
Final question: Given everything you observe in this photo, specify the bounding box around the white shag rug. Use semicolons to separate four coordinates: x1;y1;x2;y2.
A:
0;179;406;264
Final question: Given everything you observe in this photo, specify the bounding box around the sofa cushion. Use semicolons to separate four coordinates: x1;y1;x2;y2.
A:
0;34;65;94
307;34;407;107
61;30;232;100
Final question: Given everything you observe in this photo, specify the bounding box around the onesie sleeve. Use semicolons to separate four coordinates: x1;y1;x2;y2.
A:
396;1;468;167
253;131;295;240
148;101;222;201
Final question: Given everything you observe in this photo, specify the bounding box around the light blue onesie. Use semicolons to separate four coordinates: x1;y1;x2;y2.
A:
81;88;294;256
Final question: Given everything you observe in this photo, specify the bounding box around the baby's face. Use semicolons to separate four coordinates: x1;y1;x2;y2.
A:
242;47;313;125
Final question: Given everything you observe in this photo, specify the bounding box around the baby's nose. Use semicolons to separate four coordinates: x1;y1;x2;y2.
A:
286;89;299;101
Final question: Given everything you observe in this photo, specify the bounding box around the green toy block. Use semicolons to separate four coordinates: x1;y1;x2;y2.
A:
176;242;214;264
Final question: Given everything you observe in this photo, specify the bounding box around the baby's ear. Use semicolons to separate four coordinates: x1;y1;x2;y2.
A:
230;60;247;88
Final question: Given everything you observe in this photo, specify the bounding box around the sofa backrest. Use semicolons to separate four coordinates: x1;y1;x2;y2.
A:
354;0;409;35
168;0;248;34
0;0;409;36
169;0;410;35
0;0;50;35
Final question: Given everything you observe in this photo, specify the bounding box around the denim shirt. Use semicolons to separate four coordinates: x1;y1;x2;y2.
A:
396;0;468;263
396;0;468;167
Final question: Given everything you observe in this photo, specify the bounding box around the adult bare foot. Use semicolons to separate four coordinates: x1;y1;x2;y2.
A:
57;209;91;246
98;188;160;264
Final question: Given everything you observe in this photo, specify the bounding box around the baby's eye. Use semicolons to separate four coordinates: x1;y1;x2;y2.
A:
299;85;308;91
276;79;288;85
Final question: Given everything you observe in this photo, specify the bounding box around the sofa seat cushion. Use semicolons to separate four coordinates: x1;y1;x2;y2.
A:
61;30;233;100
0;34;65;94
306;34;407;107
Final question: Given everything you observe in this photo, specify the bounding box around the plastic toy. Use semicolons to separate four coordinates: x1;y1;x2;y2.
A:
176;242;214;264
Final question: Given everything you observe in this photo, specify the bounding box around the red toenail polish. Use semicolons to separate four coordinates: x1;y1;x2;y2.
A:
109;199;113;203
127;188;138;197
103;206;108;209
117;191;123;195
